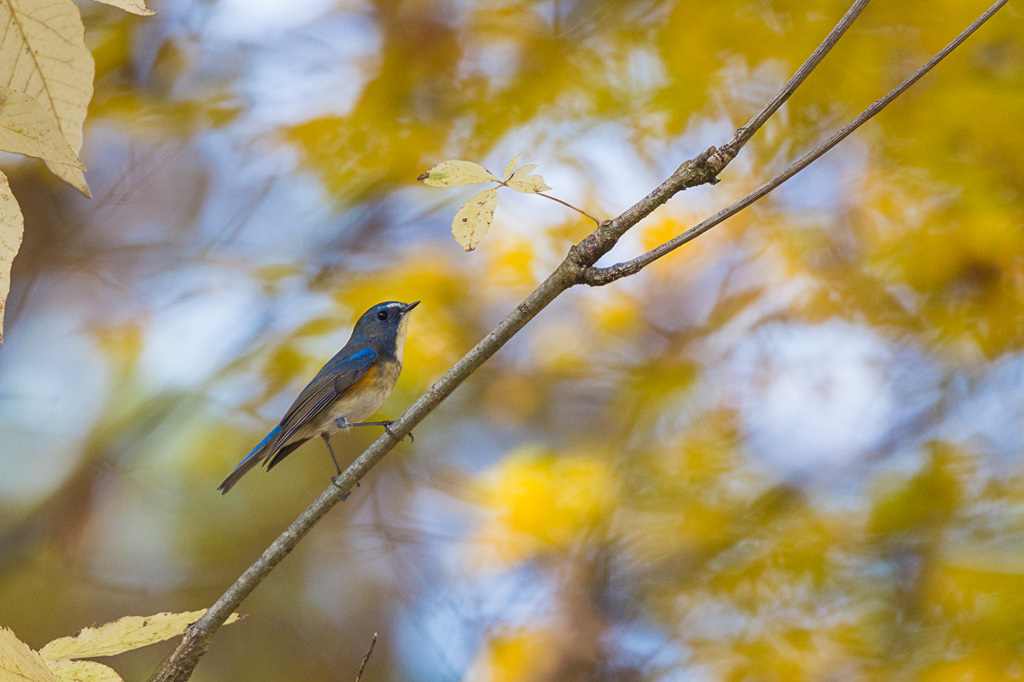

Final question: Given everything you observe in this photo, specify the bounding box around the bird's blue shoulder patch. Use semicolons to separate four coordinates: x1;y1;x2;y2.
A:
348;347;376;362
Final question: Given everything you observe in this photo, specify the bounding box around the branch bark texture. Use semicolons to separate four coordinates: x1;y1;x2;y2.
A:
149;1;1007;679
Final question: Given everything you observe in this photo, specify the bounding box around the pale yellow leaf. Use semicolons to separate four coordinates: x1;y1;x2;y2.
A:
39;611;243;660
46;659;123;682
511;163;536;177
0;172;23;344
0;0;95;196
502;154;521;181
0;627;57;682
451;187;498;251
506;169;551;194
89;0;154;16
0;87;84;168
417;160;498;187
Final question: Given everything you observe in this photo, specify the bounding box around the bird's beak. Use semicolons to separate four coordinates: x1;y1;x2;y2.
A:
402;301;420;314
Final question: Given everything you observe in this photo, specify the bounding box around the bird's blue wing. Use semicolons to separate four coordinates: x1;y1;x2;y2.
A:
275;347;377;447
217;347;377;494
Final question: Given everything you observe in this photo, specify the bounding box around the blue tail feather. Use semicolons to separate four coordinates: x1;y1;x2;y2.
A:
218;424;283;494
245;425;282;465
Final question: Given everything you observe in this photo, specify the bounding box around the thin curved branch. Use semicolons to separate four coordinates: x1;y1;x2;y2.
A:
567;0;872;269
582;0;1009;286
145;1;1006;679
722;0;872;158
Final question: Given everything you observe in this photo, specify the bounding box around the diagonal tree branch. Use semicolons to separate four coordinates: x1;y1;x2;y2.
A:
581;0;1010;286
148;1;1006;679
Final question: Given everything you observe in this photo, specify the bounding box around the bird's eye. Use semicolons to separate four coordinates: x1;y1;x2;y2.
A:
377;310;389;321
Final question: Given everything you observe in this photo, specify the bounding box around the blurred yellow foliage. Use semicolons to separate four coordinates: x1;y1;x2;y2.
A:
920;651;1024;682
890;212;1024;356
869;443;964;537
711;627;853;682
586;290;638;337
487;234;538;292
261;345;309;400
91;322;145;378
927;561;1024;643
470;448;618;565
465;628;560;682
639;215;716;277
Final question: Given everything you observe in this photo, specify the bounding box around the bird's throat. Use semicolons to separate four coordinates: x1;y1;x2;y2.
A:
394;314;409;365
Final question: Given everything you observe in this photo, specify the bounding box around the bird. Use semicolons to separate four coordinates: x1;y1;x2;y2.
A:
218;300;419;494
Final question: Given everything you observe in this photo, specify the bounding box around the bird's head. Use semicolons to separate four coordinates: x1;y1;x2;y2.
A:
350;300;419;358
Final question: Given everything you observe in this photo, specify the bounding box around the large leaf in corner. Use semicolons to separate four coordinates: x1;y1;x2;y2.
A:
0;0;95;196
0;627;56;682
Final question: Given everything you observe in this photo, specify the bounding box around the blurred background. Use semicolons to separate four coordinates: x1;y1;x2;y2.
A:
1;0;1023;679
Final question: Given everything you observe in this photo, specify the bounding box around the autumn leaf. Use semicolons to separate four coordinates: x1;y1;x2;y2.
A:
506;165;551;194
39;611;244;660
0;87;85;168
89;0;154;16
0;627;56;682
46;659;123;682
0;0;95;196
451;187;498;251
0;172;23;343
418;160;498;187
502;154;521;181
513;163;535;175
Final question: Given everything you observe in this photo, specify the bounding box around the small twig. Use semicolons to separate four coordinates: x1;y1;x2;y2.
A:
582;0;1009;286
355;633;378;682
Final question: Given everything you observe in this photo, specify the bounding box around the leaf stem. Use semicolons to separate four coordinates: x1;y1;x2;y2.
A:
497;179;601;226
535;191;602;226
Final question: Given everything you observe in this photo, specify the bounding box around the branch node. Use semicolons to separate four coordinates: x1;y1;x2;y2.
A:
695;145;717;165
567;224;612;270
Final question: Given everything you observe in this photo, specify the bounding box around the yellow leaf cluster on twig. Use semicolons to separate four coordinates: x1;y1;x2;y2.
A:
419;154;585;251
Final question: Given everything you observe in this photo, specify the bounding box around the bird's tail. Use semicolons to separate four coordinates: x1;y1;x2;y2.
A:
218;425;282;494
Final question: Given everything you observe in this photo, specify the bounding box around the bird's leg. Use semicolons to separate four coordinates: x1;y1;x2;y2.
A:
322;434;352;500
325;422;359;493
321;432;342;476
336;417;414;443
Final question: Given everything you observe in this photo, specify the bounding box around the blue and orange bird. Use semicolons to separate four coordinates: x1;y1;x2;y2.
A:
218;300;419;494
